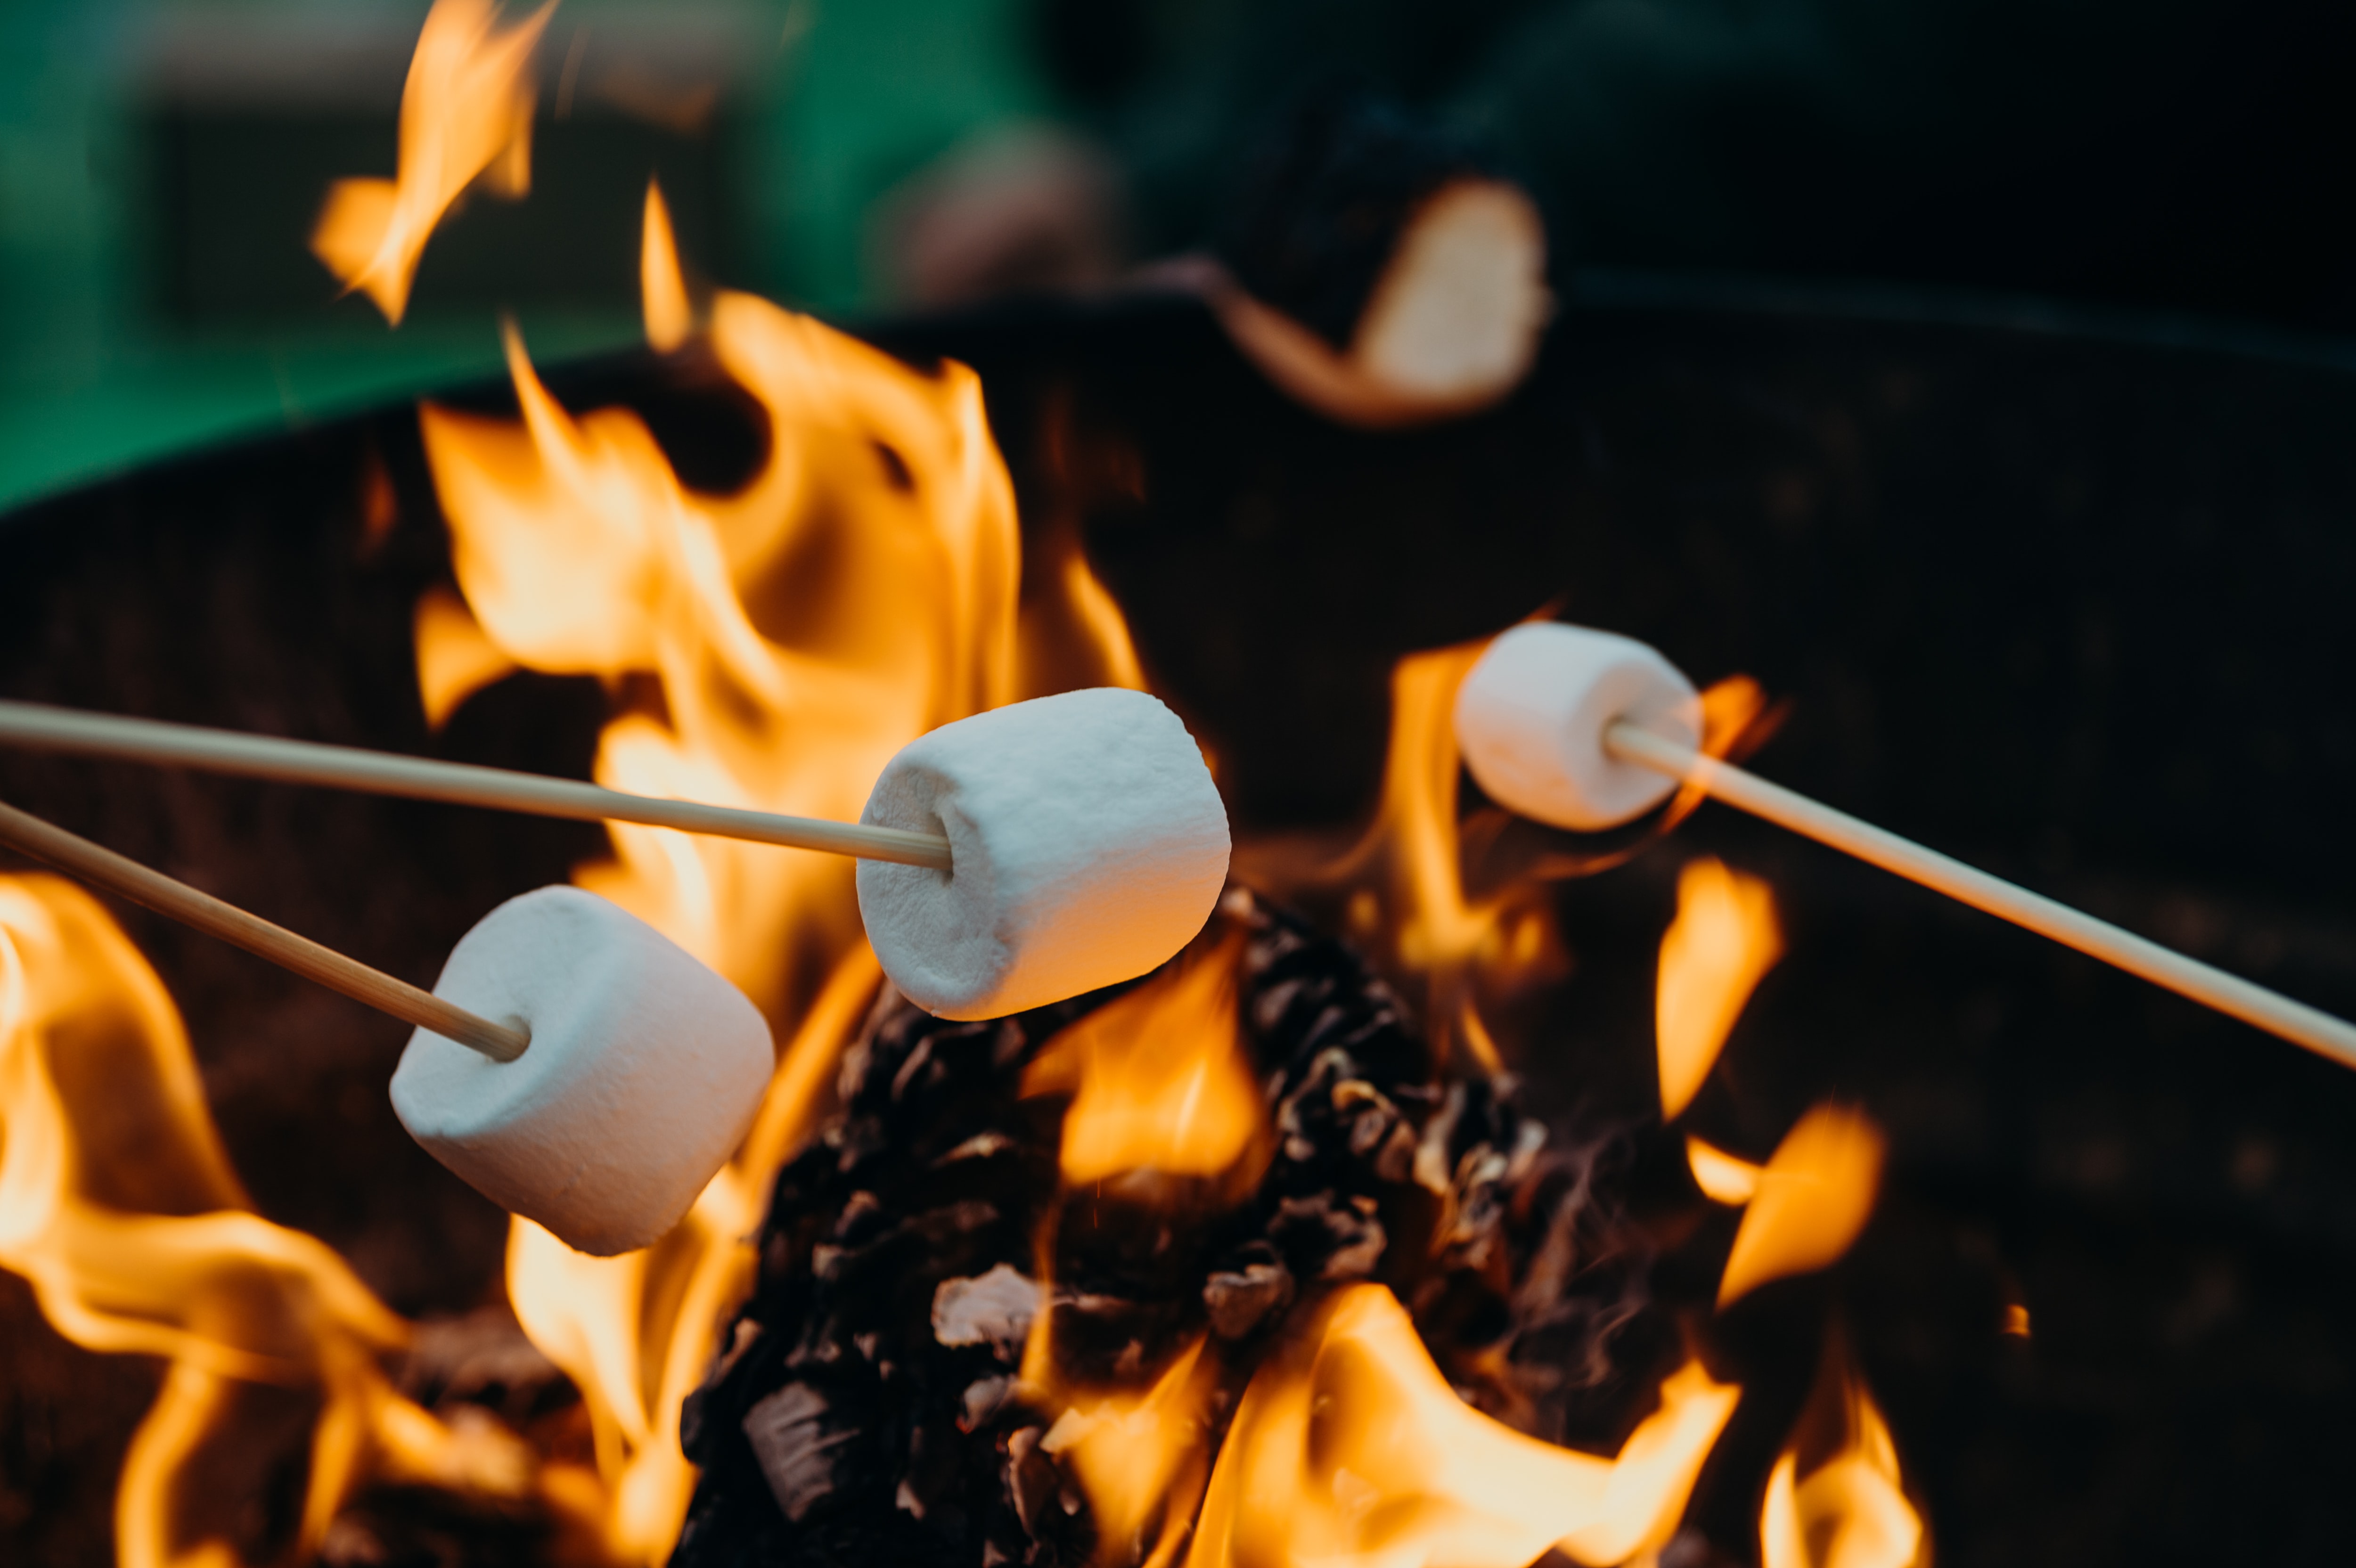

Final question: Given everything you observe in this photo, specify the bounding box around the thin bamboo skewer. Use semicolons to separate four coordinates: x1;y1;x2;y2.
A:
0;701;954;871
1605;720;2356;1071
0;797;529;1062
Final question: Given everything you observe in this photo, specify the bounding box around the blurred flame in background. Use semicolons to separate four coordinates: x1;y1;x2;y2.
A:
0;875;605;1568
1657;857;1783;1120
1759;1329;1925;1568
1717;1107;1887;1310
1185;1284;1738;1568
640;179;692;353
311;0;556;325
1685;1134;1765;1205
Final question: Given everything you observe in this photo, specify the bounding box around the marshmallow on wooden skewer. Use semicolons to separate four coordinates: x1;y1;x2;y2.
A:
1453;620;2356;1071
392;886;774;1256
1453;622;1703;831
0;801;741;1254
857;687;1231;1020
0;689;1237;1018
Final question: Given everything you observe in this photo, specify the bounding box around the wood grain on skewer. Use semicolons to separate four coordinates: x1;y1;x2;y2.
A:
1605;720;2356;1071
0;797;530;1062
0;700;954;871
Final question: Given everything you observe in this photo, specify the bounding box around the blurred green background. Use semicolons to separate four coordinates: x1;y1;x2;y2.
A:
0;0;1057;514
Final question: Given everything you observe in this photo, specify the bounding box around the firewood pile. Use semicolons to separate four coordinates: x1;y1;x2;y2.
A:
671;890;1652;1567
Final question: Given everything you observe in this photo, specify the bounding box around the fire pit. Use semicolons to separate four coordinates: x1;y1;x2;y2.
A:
3;270;2355;1568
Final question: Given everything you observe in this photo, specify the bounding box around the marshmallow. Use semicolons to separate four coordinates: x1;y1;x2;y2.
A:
390;886;773;1256
1454;622;1703;831
856;688;1231;1020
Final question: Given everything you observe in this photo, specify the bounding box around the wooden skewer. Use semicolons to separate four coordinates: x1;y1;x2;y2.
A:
0;797;530;1062
1604;720;2356;1072
0;701;954;872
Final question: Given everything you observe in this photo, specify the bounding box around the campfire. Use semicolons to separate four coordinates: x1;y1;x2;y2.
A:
6;5;2356;1567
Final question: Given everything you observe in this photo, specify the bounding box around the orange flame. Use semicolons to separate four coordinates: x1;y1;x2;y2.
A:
1760;1329;1925;1568
1257;638;1539;1071
411;582;520;729
1014;927;1262;1559
312;0;556;324
1657;857;1783;1122
1041;1336;1221;1568
1185;1283;1738;1568
1685;1134;1765;1205
421;291;1028;1558
641;179;692;352
1021;928;1266;1188
1718;1105;1886;1309
0;874;599;1568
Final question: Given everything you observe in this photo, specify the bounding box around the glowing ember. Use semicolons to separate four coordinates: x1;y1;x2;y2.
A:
1185;1283;1738;1568
1718;1104;1887;1308
1760;1330;1926;1568
1657;856;1783;1122
312;0;556;325
1021;928;1266;1188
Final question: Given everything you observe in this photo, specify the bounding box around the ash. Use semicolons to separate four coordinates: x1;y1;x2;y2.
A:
671;890;1652;1568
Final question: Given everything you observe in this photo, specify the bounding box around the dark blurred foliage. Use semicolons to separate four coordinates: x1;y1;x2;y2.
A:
1034;0;2356;329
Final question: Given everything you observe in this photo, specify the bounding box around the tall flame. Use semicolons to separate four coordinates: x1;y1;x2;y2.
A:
312;0;556;324
1291;639;1534;1071
1185;1283;1738;1568
1718;1105;1886;1309
0;874;597;1568
641;178;692;352
1021;928;1266;1187
1656;857;1783;1122
1760;1329;1925;1568
420;290;1024;1558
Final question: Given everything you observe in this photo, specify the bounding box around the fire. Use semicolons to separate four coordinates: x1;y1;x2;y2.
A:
1718;1105;1886;1308
1186;1284;1738;1568
1759;1330;1925;1568
418;279;1043;1556
420;293;1017;1016
1657;857;1783;1121
0;874;600;1568
641;179;692;352
1040;1336;1220;1568
1249;643;1776;1078
1014;926;1262;1559
311;0;556;324
412;582;519;730
1275;639;1534;1071
1686;1134;1765;1204
1021;927;1266;1187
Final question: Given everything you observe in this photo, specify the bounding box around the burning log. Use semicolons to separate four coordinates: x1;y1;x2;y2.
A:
670;889;1660;1567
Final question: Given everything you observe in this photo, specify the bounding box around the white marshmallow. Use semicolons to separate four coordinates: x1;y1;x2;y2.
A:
390;886;774;1256
1454;622;1703;831
856;688;1231;1020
